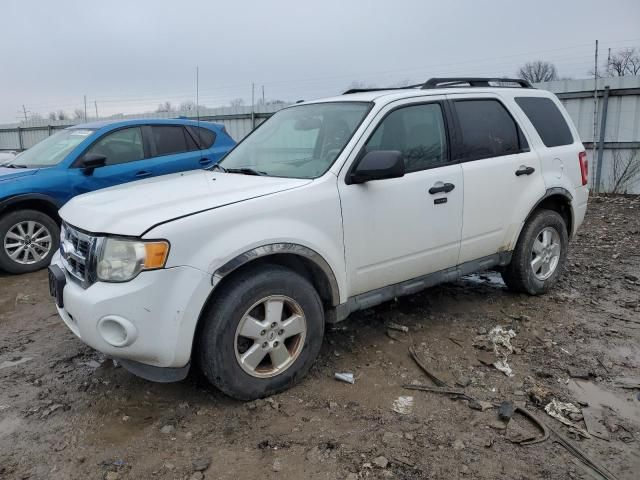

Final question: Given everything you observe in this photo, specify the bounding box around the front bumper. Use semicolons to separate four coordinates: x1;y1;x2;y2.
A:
51;251;212;371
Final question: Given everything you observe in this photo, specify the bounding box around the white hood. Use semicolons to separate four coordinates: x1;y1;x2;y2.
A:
60;170;311;236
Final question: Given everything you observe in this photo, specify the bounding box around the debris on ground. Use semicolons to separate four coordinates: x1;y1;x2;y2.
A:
582;407;611;441
474;326;517;377
544;399;590;438
408;346;450;387
386;322;409;333
498;401;514;420
334;372;355;384
613;377;640;389
391;396;414;415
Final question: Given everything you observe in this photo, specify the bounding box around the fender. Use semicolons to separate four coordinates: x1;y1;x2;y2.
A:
211;243;340;306
0;193;62;215
513;187;574;248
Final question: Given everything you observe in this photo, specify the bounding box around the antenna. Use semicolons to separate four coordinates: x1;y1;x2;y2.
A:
196;65;201;147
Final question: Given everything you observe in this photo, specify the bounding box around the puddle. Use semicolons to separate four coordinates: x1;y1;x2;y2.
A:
567;379;640;425
460;271;505;288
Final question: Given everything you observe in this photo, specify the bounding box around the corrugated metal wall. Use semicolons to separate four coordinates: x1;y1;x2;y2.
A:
2;76;639;192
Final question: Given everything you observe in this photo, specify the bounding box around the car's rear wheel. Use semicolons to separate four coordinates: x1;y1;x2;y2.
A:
501;209;568;295
197;264;324;400
0;209;59;274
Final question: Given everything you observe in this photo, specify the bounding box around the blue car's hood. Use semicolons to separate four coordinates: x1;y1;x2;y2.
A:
0;167;38;182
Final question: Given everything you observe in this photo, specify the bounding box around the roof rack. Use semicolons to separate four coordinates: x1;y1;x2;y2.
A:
421;77;533;89
342;84;422;95
342;77;532;95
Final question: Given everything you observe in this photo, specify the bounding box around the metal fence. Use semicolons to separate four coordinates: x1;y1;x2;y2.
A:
0;103;289;151
2;76;639;193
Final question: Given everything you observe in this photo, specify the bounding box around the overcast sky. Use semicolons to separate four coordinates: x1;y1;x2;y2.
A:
2;0;639;123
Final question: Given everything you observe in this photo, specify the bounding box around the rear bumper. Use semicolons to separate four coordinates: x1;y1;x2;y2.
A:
51;251;212;370
571;185;589;238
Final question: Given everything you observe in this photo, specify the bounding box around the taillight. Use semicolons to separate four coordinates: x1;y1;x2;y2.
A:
578;151;588;186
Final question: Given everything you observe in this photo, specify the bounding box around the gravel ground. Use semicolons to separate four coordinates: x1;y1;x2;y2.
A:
1;196;639;480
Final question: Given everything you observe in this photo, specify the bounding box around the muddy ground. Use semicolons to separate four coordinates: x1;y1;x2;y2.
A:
1;196;639;480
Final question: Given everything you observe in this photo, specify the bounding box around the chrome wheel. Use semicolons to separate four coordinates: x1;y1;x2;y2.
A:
234;295;307;378
531;226;561;281
3;220;52;265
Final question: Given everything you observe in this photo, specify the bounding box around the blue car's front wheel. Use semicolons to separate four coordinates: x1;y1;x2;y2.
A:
0;209;59;274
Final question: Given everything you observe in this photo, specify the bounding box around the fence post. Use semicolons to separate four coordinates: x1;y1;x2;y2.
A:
595;85;610;193
17;127;23;151
47;125;52;137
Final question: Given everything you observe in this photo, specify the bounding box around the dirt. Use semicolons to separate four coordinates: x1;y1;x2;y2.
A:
1;196;639;480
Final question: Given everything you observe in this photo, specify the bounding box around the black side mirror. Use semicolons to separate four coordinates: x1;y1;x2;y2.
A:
81;153;107;175
348;150;405;184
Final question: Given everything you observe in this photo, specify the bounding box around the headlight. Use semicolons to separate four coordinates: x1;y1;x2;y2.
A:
96;238;169;282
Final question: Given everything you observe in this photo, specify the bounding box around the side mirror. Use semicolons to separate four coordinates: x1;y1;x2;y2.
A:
348;150;405;184
81;153;107;175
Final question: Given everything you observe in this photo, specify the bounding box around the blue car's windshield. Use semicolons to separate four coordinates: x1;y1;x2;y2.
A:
218;102;372;179
7;128;95;168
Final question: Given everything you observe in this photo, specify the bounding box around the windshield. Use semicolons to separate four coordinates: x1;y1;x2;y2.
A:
7;128;96;168
219;102;371;178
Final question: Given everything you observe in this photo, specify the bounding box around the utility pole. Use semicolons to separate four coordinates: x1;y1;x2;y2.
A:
591;40;599;187
22;105;28;121
262;85;265;105
84;95;87;121
607;48;611;75
94;101;99;118
251;82;255;128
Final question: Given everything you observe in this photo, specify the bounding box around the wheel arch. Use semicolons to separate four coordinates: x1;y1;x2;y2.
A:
0;194;62;224
210;243;341;308
518;188;574;243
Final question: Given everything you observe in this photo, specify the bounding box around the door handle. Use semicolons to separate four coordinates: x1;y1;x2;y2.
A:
515;166;535;176
429;182;455;194
135;170;152;178
199;157;212;165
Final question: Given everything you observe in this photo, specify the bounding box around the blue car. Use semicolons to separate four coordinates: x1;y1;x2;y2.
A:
0;119;235;274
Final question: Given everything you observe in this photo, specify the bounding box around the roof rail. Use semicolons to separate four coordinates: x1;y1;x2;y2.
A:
343;84;422;95
422;77;533;89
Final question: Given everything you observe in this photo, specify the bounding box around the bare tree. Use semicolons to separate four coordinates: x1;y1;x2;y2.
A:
48;112;57;121
607;48;640;76
155;101;174;113
178;101;196;112
517;60;559;83
229;98;245;107
609;150;640;193
57;110;67;120
73;108;85;120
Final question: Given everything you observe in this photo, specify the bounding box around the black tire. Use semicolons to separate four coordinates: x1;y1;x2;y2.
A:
501;209;568;295
0;209;59;274
197;264;324;400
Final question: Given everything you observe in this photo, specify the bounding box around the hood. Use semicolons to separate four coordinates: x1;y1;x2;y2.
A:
0;167;38;182
60;169;312;236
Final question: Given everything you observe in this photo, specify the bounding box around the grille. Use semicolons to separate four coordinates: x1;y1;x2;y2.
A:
60;223;95;287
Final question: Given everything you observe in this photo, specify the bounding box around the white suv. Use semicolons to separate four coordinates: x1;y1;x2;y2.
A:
49;78;589;399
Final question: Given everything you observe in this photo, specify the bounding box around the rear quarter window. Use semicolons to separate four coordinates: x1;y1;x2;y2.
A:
515;97;574;147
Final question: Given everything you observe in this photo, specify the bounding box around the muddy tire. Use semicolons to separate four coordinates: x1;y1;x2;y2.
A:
501;209;568;295
197;264;324;400
0;209;59;274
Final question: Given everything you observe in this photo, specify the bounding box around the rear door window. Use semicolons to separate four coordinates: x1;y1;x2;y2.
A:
515;97;574;147
452;99;525;161
151;125;192;156
187;127;216;149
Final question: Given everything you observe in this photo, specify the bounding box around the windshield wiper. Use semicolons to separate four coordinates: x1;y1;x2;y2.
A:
225;167;267;176
4;163;28;169
209;164;226;173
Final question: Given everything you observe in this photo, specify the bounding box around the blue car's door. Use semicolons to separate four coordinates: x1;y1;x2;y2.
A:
70;126;157;194
144;125;208;176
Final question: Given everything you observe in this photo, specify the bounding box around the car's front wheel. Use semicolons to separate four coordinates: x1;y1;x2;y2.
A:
197;264;325;400
501;209;568;295
0;209;59;274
